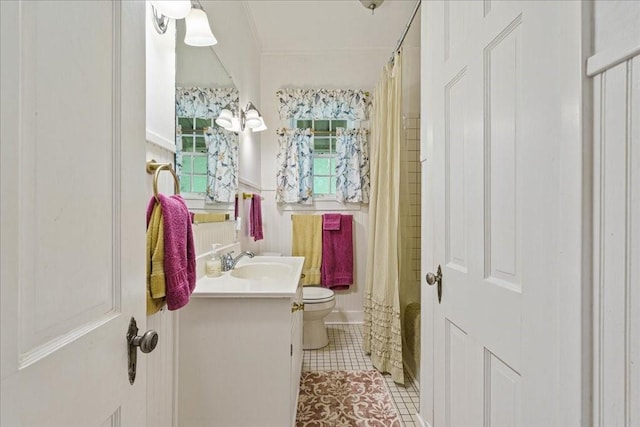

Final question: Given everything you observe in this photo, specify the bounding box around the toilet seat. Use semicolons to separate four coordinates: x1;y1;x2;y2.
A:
303;287;335;304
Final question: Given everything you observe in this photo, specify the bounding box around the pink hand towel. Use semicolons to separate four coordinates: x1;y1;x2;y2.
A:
250;193;264;241
323;213;341;230
151;194;196;310
321;214;353;289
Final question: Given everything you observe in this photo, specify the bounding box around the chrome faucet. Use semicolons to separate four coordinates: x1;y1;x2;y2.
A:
222;250;255;271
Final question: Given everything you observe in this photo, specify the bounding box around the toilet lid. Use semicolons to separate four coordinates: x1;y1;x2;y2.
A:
303;287;335;303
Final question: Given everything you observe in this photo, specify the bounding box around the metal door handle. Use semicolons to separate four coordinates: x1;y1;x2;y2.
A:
426;265;443;304
126;317;158;384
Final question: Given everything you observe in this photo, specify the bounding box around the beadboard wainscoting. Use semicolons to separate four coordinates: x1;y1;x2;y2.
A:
145;142;178;427
589;43;639;427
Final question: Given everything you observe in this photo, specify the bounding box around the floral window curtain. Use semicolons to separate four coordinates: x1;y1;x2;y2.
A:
205;126;238;203
336;128;369;203
276;89;370;121
176;87;239;119
276;128;314;204
275;88;371;204
175;87;239;202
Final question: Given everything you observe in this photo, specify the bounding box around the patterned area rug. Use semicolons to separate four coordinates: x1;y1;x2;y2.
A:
296;370;402;426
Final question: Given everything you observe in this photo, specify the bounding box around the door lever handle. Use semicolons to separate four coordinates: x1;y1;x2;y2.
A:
426;265;443;304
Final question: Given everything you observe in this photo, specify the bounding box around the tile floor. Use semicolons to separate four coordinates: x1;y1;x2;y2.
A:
302;324;420;427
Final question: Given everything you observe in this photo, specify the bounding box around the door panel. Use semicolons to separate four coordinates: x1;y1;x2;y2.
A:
484;17;522;290
424;1;584;426
1;1;147;425
484;350;521;427
445;321;469;427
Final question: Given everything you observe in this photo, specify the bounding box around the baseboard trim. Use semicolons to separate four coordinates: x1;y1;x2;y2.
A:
325;310;363;324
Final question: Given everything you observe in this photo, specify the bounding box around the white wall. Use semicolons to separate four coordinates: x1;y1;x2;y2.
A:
146;2;176;153
259;51;389;322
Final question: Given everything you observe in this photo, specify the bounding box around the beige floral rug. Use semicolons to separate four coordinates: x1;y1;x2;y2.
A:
296;370;402;426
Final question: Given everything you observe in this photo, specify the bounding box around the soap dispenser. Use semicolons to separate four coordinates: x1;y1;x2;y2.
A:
205;244;222;278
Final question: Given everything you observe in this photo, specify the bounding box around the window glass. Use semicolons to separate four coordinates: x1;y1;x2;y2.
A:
193;156;207;174
294;118;354;199
195;136;207;153
192;175;207;193
180;175;191;193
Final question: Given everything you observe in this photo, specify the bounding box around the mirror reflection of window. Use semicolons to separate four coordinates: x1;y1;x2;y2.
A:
177;117;211;194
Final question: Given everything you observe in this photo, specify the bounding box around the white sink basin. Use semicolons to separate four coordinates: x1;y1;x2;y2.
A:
230;262;292;281
193;256;304;298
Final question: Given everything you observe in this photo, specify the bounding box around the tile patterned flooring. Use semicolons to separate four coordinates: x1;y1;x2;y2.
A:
302;324;420;427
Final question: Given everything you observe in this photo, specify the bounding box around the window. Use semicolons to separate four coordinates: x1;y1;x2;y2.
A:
176;117;212;195
295;119;347;198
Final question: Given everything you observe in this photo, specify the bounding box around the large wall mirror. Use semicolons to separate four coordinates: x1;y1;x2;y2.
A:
175;19;238;211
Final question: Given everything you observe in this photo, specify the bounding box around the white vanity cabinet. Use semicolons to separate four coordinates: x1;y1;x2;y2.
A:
178;277;303;427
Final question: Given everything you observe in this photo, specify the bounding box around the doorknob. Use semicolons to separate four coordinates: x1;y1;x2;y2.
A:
127;317;158;384
426;265;443;304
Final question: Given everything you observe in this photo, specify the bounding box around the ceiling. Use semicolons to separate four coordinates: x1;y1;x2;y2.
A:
241;0;420;54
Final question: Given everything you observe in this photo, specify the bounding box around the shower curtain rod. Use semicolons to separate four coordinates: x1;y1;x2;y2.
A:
390;0;421;62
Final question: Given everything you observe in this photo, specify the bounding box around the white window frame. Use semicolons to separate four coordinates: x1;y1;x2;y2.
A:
294;118;354;201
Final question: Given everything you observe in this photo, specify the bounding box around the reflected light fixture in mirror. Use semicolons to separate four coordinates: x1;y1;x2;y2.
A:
215;103;267;133
184;4;218;47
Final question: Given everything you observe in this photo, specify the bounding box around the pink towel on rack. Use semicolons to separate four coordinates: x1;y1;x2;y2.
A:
150;194;196;310
323;213;341;230
250;193;264;241
321;214;353;289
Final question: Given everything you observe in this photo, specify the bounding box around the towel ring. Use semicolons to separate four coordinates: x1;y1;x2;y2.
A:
146;160;180;202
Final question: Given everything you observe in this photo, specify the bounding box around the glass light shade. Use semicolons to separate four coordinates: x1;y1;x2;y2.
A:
251;118;268;132
184;8;218;47
228;117;242;133
215;109;233;129
151;1;191;19
244;109;262;129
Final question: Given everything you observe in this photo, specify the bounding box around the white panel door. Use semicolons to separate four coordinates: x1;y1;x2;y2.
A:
1;1;147;426
422;1;584;426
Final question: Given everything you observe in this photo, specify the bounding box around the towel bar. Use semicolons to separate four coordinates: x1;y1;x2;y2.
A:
146;160;180;202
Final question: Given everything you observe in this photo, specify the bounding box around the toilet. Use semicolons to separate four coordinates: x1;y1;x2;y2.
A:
302;287;336;349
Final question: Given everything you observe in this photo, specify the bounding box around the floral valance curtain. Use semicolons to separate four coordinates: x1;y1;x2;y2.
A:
176;87;239;120
336;128;369;203
276;128;314;204
204;127;238;203
276;89;370;121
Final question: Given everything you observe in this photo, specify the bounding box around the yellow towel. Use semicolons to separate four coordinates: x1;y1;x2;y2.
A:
292;215;322;285
192;212;229;223
147;204;166;315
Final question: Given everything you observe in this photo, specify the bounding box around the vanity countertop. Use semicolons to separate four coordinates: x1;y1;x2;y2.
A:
191;256;304;298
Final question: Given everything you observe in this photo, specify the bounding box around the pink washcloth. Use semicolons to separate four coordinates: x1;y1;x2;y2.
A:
250;193;264;241
321;214;353;289
323;213;342;230
149;194;196;310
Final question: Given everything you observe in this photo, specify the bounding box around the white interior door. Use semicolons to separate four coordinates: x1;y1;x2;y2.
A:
1;1;148;425
422;1;585;426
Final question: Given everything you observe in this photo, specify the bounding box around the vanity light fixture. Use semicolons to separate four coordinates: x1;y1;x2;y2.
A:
150;1;191;34
215;103;267;133
184;4;218;47
359;0;384;14
151;0;217;47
